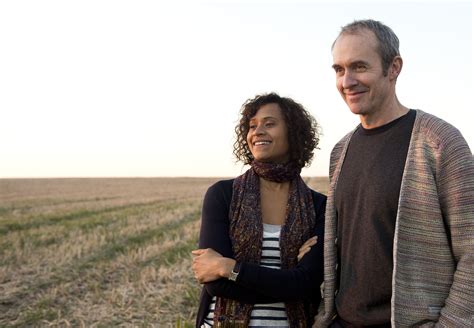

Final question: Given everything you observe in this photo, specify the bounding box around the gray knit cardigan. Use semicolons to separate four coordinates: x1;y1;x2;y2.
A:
313;110;474;327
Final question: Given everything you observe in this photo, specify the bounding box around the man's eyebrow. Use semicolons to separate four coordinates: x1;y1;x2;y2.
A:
332;61;369;70
351;60;369;66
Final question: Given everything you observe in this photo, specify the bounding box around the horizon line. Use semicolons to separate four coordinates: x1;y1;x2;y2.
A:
0;175;330;179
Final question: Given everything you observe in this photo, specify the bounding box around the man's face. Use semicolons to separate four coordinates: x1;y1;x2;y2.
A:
332;29;393;118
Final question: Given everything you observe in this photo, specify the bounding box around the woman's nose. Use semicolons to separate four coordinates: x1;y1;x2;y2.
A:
254;124;265;135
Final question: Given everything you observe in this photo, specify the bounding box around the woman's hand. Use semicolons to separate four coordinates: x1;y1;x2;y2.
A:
192;248;236;283
297;236;318;262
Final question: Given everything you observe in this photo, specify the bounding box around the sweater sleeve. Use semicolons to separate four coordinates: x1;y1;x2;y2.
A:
235;193;326;303
198;180;280;304
434;125;474;326
199;181;326;304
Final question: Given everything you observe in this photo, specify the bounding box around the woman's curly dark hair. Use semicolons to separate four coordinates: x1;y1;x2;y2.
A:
233;92;320;169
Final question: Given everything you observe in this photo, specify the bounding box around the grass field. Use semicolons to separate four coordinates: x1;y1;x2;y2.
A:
0;177;328;327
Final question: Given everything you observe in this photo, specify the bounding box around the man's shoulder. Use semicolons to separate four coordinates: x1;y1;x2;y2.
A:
336;130;354;145
413;109;465;146
331;129;356;158
415;109;452;128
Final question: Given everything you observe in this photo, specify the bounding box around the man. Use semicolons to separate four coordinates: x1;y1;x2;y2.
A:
313;19;473;327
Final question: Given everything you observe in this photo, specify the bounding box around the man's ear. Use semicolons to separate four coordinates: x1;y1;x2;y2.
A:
390;56;403;81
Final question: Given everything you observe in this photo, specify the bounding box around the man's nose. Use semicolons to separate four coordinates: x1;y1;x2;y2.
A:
342;71;357;89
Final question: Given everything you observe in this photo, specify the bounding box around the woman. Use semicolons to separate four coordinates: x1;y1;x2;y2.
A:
192;93;326;327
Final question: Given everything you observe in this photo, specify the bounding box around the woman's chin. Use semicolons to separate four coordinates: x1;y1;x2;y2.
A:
255;159;288;165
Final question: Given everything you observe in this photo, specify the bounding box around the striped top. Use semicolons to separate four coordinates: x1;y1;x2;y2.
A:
203;223;289;327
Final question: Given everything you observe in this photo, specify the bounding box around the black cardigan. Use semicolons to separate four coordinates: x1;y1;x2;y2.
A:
195;179;326;327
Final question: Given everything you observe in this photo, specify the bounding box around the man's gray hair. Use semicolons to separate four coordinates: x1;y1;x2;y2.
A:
333;19;400;75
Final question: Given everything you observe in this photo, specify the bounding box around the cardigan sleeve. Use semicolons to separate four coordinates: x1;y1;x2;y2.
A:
434;125;474;326
198;181;326;304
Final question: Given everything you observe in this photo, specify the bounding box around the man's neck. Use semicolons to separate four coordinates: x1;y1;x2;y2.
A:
360;102;409;129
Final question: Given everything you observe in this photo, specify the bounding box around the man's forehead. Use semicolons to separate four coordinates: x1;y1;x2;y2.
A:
332;31;379;62
335;29;377;47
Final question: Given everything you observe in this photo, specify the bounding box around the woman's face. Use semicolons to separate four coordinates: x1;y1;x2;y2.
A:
246;103;290;163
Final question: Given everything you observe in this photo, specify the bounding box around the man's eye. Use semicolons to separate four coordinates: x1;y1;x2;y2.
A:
355;65;366;72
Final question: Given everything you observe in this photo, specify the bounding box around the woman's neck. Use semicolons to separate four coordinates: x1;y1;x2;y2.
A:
259;177;290;191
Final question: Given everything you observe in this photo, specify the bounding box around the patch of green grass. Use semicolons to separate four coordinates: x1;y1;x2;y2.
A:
0;229;73;266
16;297;60;327
32;236;63;248
175;317;195;328
0;203;149;235
0;199;189;236
82;209;200;267
0;222;23;235
0;207;11;215
4;208;201;302
160;237;199;266
44;196;120;206
182;280;201;309
1;205;202;327
0;197;119;217
4;211;200;298
0;205;35;221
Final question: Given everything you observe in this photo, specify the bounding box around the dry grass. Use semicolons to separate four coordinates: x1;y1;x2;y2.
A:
0;177;328;327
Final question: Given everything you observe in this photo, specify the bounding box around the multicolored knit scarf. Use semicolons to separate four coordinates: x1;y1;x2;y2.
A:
213;160;316;327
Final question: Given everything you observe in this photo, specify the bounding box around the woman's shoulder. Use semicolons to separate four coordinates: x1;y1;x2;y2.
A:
204;178;235;205
207;178;234;194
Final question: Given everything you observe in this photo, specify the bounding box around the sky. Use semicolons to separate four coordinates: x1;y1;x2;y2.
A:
1;0;472;178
